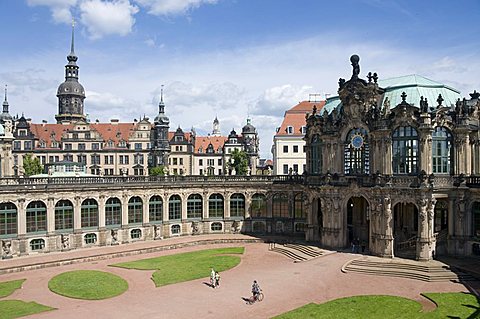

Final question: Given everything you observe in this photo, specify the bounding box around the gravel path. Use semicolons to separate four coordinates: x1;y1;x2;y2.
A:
0;239;468;319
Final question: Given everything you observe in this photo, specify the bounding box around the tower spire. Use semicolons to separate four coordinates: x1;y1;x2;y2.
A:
158;84;165;114
70;18;75;56
3;85;9;113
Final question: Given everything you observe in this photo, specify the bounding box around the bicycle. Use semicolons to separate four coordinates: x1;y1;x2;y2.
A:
247;290;264;304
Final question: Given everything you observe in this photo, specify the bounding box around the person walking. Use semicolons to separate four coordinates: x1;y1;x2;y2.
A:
210;268;216;288
215;271;220;288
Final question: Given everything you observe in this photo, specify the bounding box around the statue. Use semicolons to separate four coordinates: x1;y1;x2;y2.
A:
191;221;200;235
3;120;12;137
350;55;360;80
2;240;12;259
382;97;390;116
61;234;70;250
231;220;240;233
154;224;162;239
111;229;118;245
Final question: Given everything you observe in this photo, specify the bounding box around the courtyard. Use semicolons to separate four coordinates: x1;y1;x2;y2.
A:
0;234;478;319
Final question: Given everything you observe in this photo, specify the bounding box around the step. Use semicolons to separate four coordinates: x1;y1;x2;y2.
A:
283;244;323;258
271;247;307;262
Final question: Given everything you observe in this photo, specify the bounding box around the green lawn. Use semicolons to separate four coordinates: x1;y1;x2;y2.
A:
48;270;128;300
112;247;244;287
273;293;480;319
0;300;54;319
0;280;25;298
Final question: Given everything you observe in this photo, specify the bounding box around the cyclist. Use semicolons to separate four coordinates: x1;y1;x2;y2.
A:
251;280;261;300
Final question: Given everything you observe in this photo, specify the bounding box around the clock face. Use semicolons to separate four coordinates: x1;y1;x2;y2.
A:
351;134;364;149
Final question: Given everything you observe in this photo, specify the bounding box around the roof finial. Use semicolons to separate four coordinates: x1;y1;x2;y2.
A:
4;85;7;102
70;18;75;55
160;84;164;103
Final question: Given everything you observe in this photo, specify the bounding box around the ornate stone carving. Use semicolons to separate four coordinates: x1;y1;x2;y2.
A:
1;240;12;259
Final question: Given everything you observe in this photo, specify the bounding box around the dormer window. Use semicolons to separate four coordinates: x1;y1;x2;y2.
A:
230;138;237;144
19;130;27;137
39;141;46;148
175;135;184;142
119;140;126;148
52;141;59;148
207;144;214;153
287;126;294;134
107;140;114;148
301;126;307;134
198;147;203;153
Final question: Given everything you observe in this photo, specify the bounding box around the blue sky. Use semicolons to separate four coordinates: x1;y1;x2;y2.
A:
1;0;479;158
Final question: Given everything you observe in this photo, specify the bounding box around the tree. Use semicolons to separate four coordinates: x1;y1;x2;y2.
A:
23;154;43;176
149;165;167;176
229;149;249;175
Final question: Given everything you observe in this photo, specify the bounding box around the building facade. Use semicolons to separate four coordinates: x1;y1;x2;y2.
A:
303;55;480;260
272;100;325;175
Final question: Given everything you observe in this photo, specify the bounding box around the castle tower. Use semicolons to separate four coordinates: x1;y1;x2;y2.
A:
55;20;86;123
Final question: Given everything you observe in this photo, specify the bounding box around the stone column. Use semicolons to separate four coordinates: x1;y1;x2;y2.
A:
163;193;169;222
181;193;187;221
121;193;129;227
46;197;55;234
203;191;209;219
417;198;432;261
244;192;251;219
98;195;106;229
224;192;231;219
17;198;26;235
73;196;81;231
142;194;149;225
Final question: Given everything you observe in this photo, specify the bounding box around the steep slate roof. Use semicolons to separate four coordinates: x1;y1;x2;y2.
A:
276;101;325;137
194;136;228;153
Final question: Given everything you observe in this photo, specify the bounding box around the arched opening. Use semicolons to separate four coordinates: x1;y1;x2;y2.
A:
105;197;121;227
346;197;369;253
393;202;418;259
434;200;449;256
251;194;267;218
55;200;74;231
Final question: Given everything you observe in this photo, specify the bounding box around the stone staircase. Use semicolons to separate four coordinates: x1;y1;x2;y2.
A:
269;243;325;262
342;256;477;282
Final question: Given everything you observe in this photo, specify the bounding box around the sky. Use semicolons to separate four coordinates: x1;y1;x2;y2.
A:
0;0;479;159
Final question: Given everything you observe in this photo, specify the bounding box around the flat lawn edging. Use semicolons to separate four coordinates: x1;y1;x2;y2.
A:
112;246;244;287
0;300;54;319
48;270;128;300
0;279;25;298
272;292;480;319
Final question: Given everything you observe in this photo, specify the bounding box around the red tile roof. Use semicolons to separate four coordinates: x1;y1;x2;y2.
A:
275;100;325;137
194;136;227;153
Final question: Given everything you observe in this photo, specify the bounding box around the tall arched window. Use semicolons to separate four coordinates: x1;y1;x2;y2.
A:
0;202;17;236
473;202;480;238
55;200;73;231
26;201;47;233
432;127;453;174
251;194;267;218
169;195;181;220
105;197;121;227
187;194;203;219
434;200;448;232
294;194;305;219
308;134;322;174
209;194;224;219
128;196;143;224
273;193;289;218
344;128;369;175
230;194;245;218
392;126;418;174
149;195;163;222
81;199;98;228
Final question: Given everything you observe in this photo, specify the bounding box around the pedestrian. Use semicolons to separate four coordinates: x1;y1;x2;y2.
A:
215;271;220;288
210;268;216;288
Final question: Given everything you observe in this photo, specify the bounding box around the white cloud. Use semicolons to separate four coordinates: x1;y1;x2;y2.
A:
27;0;78;24
134;0;217;16
79;0;139;39
252;84;314;116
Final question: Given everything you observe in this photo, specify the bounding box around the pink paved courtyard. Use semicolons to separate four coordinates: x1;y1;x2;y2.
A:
0;235;470;319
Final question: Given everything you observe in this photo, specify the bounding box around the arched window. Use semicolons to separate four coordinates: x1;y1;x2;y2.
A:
169;195;182;220
30;238;45;251
251;194;267;218
344;128;369;175
209;194;224;218
171;224;181;234
308;134;322;174
84;233;97;244
434;200;448;232
131;228;142;239
55;200;73;231
105;197;121;227
432;127;453;174
392;126;418;174
26;201;47;233
128;196;143;224
230;194;245;218
81;199;98;228
273;193;289;218
0;202;17;236
149;195;163;223
211;222;223;231
187;194;203;219
294;194;305;219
